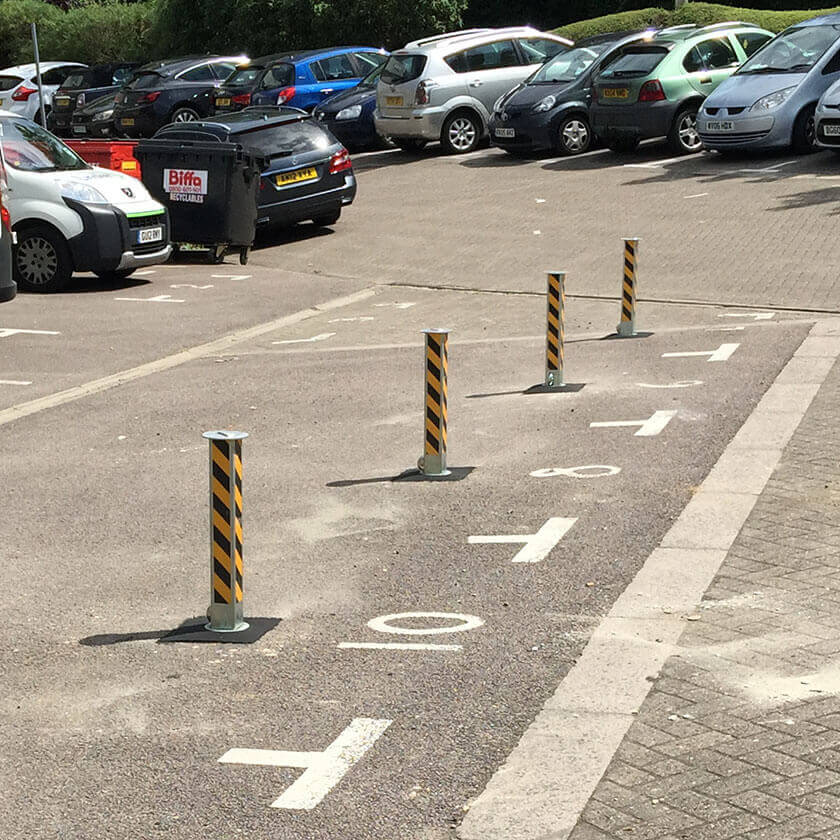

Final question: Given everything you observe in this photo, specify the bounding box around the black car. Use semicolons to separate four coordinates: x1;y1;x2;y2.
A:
208;54;288;114
113;55;246;138
153;107;356;229
48;62;140;137
0;195;15;303
314;62;386;150
69;93;118;138
490;32;646;156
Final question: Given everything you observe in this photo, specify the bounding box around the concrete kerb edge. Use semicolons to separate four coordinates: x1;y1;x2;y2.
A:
457;320;840;840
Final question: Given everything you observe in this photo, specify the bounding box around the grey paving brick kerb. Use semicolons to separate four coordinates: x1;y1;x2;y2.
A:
459;320;840;840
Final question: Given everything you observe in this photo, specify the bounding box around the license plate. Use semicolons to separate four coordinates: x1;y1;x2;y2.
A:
137;226;163;244
72;125;87;134
495;127;515;138
121;118;135;126
385;96;403;106
706;120;735;132
55;96;71;107
824;124;840;136
216;97;231;107
275;167;318;187
602;88;629;99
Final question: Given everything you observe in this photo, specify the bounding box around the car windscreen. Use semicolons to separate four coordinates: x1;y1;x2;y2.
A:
224;67;264;87
380;54;427;85
237;119;333;158
0;119;88;172
531;44;610;84
737;24;840;74
127;71;165;90
599;46;668;78
0;76;23;92
60;70;96;90
360;62;385;87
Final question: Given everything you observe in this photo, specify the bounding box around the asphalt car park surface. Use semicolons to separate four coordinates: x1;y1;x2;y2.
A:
2;140;840;839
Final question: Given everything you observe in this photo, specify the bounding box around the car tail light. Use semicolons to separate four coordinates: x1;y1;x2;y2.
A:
232;93;251;106
329;147;352;175
638;80;665;103
1;205;10;233
77;93;86;107
140;91;161;103
276;86;296;105
415;81;430;105
12;85;37;102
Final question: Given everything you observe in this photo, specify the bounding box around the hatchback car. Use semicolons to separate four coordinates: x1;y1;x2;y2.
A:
591;22;772;154
0;62;87;124
48;62;139;137
152;107;356;229
816;72;840;151
314;61;387;149
700;14;840;153
69;93;118;138
490;31;648;155
113;55;246;137
374;27;573;154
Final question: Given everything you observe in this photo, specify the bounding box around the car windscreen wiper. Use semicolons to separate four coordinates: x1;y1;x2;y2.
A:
740;65;795;74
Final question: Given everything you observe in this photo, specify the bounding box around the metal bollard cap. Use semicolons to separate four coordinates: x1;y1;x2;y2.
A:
422;328;451;335
203;430;249;441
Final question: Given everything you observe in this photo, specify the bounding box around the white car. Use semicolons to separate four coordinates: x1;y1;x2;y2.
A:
0;62;87;124
0;111;171;292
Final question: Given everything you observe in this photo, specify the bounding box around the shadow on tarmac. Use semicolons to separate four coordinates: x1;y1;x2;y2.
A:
79;616;281;646
328;466;475;487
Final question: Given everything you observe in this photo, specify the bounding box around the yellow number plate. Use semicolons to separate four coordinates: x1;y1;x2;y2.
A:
216;97;231;107
603;88;629;99
275;167;318;187
385;96;403;106
121;117;135;126
55;96;71;107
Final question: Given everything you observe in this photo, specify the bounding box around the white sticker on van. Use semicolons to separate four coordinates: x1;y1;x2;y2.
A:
164;168;208;195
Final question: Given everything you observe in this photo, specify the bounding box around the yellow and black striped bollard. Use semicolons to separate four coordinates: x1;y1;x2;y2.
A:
545;271;566;388
204;430;249;632
617;237;640;338
419;329;450;477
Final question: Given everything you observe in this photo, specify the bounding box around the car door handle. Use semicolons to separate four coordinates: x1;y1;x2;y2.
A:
322;88;334;94
699;76;712;83
470;79;483;87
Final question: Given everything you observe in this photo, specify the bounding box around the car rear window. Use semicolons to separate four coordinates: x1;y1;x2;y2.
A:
225;67;263;87
237;119;332;158
0;76;23;91
60;70;95;90
259;63;295;90
381;54;427;84
600;47;668;78
128;71;165;90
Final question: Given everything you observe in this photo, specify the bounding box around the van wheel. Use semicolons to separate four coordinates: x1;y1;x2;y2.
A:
442;112;481;154
313;210;341;227
668;106;702;154
792;105;817;154
14;226;73;293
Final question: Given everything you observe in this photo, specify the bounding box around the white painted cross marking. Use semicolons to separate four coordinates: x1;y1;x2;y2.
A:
718;312;774;321
590;410;677;437
170;283;214;289
272;332;336;345
211;274;251;281
530;465;621;479
636;380;703;389
373;302;415;310
219;718;391;810
0;379;31;386
0;328;59;339
469;517;577;564
114;294;185;303
662;343;739;362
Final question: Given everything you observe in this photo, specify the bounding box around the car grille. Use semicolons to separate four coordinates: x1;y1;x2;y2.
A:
133;241;165;255
128;213;164;229
699;129;770;145
705;106;746;116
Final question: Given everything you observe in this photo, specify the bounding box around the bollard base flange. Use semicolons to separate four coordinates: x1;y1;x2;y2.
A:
205;620;250;633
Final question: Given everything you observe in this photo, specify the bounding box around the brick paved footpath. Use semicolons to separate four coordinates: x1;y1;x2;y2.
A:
569;357;840;840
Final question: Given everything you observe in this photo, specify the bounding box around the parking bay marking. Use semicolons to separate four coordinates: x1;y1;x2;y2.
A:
272;332;336;345
340;611;484;651
373;302;415;310
211;274;251;281
0;379;31;386
662;342;739;362
170;283;214;289
719;312;774;321
469;517;577;564
637;380;703;389
114;294;185;303
590;409;677;437
219;718;391;810
0;328;60;339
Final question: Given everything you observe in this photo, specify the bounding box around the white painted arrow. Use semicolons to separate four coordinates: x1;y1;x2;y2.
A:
662;343;739;362
272;332;336;345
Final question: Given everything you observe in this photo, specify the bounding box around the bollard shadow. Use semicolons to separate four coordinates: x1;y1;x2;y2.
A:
327;466;475;487
79;616;281;646
601;331;653;341
466;384;585;398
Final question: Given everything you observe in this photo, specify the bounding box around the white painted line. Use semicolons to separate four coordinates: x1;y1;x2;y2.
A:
367;612;483;636
338;642;462;651
170;283;214;289
469;517;577;564
719;312;774;321
530;465;621;479
458;319;840;840
373;302;415;309
533;230;541;235
0;379;31;386
684;192;708;199
535;198;546;203
590;409;677;437
739;160;796;174
662;342;739;362
211;274;251;280
114;294;185;303
134;269;156;276
272;332;336;345
636;380;703;389
0;328;60;339
623;155;691;169
328;316;374;323
219;718;391;810
711;326;745;332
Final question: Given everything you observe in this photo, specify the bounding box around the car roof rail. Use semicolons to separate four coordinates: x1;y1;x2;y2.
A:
657;24;698;34
410;28;493;47
699;20;757;31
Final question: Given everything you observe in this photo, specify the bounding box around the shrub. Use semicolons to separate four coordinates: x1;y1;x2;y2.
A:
673;2;840;31
0;0;62;67
554;8;671;41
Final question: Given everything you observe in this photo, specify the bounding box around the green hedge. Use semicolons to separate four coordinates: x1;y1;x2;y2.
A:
555;2;840;40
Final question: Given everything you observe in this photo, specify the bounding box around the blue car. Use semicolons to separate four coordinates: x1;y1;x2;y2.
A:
249;47;388;112
699;13;840;153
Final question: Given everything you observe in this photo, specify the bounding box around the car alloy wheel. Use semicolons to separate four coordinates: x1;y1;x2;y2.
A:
172;108;199;123
17;235;58;287
559;118;590;155
677;111;701;153
447;117;478;152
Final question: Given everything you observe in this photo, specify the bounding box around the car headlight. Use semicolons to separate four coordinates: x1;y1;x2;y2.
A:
336;104;362;121
533;95;557;113
60;181;108;204
751;86;797;112
99;109;114;120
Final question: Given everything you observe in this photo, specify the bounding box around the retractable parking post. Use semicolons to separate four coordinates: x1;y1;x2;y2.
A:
204;430;249;632
545;271;566;388
419;329;450;477
617;237;640;337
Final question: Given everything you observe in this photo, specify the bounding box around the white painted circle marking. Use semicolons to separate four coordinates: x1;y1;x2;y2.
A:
530;465;621;479
636;380;703;389
368;612;484;636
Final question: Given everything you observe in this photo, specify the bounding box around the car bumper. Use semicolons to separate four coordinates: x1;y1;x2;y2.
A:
50;111;74;131
71;119;114;138
697;112;779;149
591;100;679;142
114;107;159;138
257;175;357;226
374;107;446;141
815;107;840;148
489;111;554;151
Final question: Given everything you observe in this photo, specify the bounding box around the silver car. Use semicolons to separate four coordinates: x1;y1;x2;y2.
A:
374;27;573;154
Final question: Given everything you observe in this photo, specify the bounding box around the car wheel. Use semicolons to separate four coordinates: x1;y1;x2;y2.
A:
171;106;200;124
441;112;481;154
94;268;136;281
313;210;341;227
792;106;817;154
668;106;702;154
556;115;592;156
395;139;427;153
14;226;73;293
607;137;640;154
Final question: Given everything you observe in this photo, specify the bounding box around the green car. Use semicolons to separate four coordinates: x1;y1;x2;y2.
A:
590;22;773;154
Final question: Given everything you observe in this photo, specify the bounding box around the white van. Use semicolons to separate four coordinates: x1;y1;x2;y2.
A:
0;111;171;292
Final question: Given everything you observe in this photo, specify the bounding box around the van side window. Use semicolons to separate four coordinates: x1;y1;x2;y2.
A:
739;31;772;58
445;40;520;73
